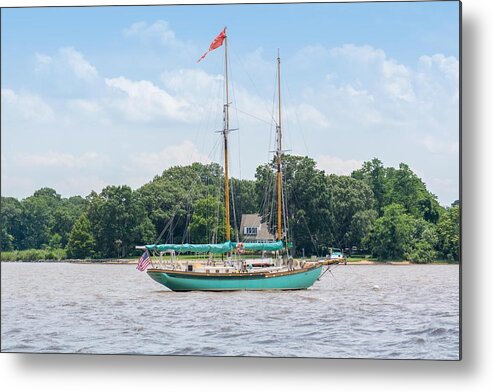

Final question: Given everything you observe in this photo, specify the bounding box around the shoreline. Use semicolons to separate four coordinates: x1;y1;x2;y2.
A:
0;259;457;265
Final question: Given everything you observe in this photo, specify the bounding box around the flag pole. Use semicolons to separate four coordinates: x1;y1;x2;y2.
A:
276;51;282;243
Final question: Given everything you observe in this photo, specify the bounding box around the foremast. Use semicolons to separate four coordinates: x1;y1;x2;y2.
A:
276;53;283;243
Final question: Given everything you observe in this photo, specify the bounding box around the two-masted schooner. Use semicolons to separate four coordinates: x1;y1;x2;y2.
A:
137;28;337;291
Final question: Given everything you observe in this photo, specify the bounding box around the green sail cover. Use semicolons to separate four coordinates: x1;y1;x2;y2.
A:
233;240;284;251
146;241;232;254
146;240;284;254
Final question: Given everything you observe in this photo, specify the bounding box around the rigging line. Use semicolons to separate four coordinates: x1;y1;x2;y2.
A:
280;79;294;158
281;174;288;256
154;207;178;246
193;54;223;160
258;163;274;222
231;48;278;126
204;174;209;244
267;67;277;162
284;78;310;157
268;171;276;238
216;141;225;243
225;44;241;244
258;68;279;230
258;71;278;221
230;106;272;125
230;178;239;242
292;188;319;256
180;203;191;245
257;165;268;216
227;48;242;240
164;214;174;244
281;171;290;250
152;133;222;247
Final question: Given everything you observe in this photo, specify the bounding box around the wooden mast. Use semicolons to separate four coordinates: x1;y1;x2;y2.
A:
223;31;231;242
276;52;282;242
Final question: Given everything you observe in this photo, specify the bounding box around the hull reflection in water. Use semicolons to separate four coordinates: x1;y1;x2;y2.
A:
147;265;323;291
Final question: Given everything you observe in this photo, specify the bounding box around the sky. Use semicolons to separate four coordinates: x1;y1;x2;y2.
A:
1;1;460;206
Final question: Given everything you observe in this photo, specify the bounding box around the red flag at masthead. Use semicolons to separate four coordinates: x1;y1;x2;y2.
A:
197;27;227;62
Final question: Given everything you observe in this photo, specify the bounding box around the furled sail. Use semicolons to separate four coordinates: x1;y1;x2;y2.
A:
145;240;284;254
232;241;284;252
146;241;233;254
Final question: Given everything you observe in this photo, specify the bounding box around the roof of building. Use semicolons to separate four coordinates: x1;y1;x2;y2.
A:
239;214;275;242
240;214;261;229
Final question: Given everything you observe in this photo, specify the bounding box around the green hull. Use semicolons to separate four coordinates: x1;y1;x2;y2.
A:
147;265;323;291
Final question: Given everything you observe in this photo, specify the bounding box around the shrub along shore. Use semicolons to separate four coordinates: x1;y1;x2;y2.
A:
0;249;456;265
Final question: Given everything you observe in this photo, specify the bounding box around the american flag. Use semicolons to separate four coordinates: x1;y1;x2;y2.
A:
136;250;151;271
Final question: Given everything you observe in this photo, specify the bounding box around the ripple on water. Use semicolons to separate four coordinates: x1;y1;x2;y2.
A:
0;263;459;359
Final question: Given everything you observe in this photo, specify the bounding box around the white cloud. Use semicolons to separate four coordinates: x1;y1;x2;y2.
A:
123;20;180;47
330;44;386;64
429;177;458;199
162;68;223;94
329;44;415;102
2;39;458;204
417;54;459;102
341;84;373;100
294;103;330;129
418;54;459;81
35;52;52;72
423;135;459;154
57;175;109;196
1;88;55;123
59;47;98;81
316;155;363;175
3;151;112;198
67;99;103;115
35;52;52;65
14;151;109;169
382;60;415;102
105;76;191;122
130;140;210;176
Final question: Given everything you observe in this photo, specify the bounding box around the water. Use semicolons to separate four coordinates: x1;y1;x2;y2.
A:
0;263;459;359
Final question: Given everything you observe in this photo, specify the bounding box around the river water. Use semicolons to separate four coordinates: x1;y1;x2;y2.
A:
0;263;459;359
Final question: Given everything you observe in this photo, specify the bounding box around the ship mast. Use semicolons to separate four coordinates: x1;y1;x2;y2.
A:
223;32;231;242
276;52;282;242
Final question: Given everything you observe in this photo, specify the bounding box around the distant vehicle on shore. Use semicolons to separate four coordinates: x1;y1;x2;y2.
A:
328;248;344;260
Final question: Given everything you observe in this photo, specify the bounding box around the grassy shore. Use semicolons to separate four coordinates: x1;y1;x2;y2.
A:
1;251;457;265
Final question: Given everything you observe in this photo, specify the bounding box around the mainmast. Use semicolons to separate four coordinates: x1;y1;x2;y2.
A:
223;31;231;242
276;53;282;242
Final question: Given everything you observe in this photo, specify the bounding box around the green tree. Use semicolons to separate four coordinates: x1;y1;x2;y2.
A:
48;233;63;249
347;209;378;251
385;163;442;223
406;218;438;263
138;216;157;246
230;178;258;233
189;196;226;243
351;158;386;215
436;204;460;261
66;214;96;258
365;203;415;260
2;191;87;251
326;175;376;250
1;197;23;250
137;162;223;244
255;155;330;255
18;188;63;249
353;160;443;223
51;196;87;247
86;186;148;258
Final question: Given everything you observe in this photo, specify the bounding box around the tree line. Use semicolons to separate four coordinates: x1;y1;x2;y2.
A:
1;157;459;262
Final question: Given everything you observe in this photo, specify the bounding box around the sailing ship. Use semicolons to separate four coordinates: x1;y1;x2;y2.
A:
138;28;338;291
